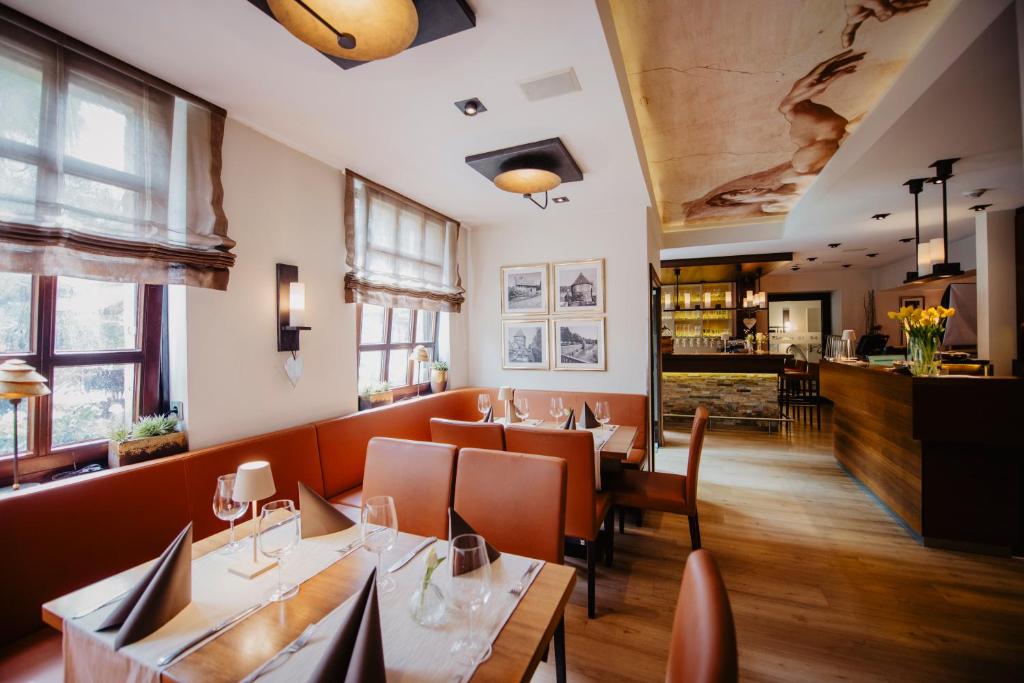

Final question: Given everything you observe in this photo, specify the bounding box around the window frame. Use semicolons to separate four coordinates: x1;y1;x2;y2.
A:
356;303;439;400
0;274;164;481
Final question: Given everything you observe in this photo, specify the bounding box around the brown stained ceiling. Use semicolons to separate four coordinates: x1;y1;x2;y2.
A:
609;0;956;231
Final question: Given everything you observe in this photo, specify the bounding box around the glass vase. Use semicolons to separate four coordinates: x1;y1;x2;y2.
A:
908;335;940;377
409;581;446;627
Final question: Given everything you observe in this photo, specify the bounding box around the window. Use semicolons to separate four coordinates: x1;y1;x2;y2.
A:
357;304;439;395
0;271;163;474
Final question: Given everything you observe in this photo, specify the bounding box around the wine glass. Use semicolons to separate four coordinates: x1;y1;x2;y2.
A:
213;474;249;554
362;495;398;594
549;397;565;425
477;394;491;419
514;396;529;422
258;500;300;602
594;401;611;431
449;534;493;665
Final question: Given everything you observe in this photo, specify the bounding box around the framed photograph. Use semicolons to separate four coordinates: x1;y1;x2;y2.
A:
898;295;925;345
553;259;605;314
501;320;549;369
552;317;606;371
501;264;549;315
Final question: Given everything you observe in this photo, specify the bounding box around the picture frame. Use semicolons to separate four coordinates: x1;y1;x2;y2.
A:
898;295;925;345
501;264;549;316
552;317;606;371
501;320;549;370
552;258;605;314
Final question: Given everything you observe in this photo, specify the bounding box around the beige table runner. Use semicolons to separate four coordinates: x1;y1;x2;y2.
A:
256;537;543;683
64;521;362;683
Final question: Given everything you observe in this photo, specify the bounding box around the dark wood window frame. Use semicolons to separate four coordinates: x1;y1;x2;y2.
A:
0;275;164;482
356;303;439;401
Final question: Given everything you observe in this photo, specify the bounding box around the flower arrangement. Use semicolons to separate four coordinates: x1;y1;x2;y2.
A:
887;305;956;376
754;332;768;353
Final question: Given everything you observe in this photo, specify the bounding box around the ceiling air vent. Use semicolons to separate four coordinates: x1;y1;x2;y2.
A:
519;68;581;102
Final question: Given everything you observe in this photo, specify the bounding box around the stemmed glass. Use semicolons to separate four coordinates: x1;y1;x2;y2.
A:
213;474;249;554
514;396;529;422
477;394;491;419
549;397;565;425
258;500;300;602
362;495;398;594
594;401;611;431
449;534;493;665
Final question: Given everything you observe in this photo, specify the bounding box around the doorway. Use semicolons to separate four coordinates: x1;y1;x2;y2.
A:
767;292;831;363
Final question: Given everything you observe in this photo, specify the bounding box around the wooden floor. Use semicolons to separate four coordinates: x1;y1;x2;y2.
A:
532;411;1024;682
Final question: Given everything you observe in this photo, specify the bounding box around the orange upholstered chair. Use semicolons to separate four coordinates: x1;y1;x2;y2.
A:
611;405;709;549
357;437;457;539
666;550;738;683
505;425;611;618
429;418;506;451
454;448;568;682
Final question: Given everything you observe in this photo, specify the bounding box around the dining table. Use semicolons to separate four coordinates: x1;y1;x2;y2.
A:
42;513;576;682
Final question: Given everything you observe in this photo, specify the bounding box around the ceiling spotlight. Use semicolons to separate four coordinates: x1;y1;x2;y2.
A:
807;257;818;262
267;0;418;61
828;243;841;248
928;157;960;185
455;97;486;116
842;264;852;268
552;196;570;204
790;265;800;271
867;252;879;258
899;237;914;243
969;204;992;212
871;213;890;221
964;188;988;199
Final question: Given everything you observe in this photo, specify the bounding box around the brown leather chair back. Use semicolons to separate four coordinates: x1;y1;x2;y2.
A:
685;406;710;513
361;437;457;538
430;418;506;451
510;389;648;459
504;425;598;540
454;448;567;564
666;550;738;683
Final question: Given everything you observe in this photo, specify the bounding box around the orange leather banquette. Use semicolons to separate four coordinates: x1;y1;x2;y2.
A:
0;386;646;662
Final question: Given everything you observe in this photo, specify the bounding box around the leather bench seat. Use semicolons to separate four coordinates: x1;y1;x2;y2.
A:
0;629;62;683
331;485;362;509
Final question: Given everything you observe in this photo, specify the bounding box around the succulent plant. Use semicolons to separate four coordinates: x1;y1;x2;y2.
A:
111;413;179;442
432;360;449;371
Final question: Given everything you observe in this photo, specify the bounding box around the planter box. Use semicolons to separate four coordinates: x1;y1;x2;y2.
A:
108;431;189;469
430;370;448;394
359;390;395;411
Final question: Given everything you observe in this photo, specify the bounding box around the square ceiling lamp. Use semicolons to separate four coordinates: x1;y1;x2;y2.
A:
465;138;583;210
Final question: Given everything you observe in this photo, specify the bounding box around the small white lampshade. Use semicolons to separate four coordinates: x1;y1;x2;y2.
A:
497;386;514;401
917;242;931;275
233;461;276;502
703;292;711;307
683;292;691;308
725;291;732;308
288;282;305;327
746;290;754;301
411;344;430;363
929;237;945;267
841;329;856;341
0;359;51;399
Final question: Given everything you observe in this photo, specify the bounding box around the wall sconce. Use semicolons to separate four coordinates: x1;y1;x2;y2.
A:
277;263;311;354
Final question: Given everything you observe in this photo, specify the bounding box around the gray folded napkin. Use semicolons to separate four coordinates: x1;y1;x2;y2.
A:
481;406;494;422
298;481;355;539
449;508;500;576
582;402;601;429
308;569;386;683
562;408;576;430
97;523;192;649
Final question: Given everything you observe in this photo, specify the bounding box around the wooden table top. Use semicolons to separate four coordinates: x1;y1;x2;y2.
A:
534;422;638;460
43;517;576;683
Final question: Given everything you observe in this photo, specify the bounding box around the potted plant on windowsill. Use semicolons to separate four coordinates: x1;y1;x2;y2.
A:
108;414;188;469
430;360;449;394
360;381;394;410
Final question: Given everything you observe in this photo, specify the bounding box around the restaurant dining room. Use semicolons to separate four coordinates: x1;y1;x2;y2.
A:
1;1;1023;682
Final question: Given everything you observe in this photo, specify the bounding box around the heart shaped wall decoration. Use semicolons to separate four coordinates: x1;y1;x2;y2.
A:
284;354;303;387
742;317;757;330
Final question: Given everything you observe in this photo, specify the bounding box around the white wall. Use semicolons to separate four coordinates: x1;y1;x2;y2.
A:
466;206;651;394
976;209;1018;375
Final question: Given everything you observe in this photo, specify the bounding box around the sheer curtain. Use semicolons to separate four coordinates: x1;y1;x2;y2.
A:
345;172;464;312
0;8;234;289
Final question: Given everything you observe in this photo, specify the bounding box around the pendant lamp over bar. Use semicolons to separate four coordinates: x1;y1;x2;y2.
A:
927;158;963;278
903;177;927;284
466;138;583;210
267;0;418;61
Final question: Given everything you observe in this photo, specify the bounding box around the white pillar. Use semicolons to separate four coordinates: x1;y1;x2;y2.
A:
975;209;1017;375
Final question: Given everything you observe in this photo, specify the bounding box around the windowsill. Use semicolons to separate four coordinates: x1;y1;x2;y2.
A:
357;382;433;411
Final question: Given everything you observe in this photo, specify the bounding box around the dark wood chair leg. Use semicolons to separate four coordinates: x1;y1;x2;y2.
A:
604;508;614;567
586;540;597;618
688;512;702;550
618;506;625;534
554;616;567;683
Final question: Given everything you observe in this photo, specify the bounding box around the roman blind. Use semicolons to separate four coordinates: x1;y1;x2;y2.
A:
0;7;235;289
344;171;464;312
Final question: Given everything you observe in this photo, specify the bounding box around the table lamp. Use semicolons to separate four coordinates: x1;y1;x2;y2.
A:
0;360;50;492
231;460;276;577
497;386;519;424
411;345;430;395
841;330;856;360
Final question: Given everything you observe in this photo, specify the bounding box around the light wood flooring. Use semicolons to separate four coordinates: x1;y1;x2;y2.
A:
532;411;1024;682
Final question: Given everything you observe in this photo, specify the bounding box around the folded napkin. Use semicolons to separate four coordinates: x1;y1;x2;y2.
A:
308;569;386;683
449;508;500;576
97;523;192;649
562;408;576;430
481;406;494;423
581;402;601;429
298;481;355;539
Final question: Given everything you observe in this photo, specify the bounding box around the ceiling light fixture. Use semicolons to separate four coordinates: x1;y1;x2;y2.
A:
964;188;988;198
871;213;890;221
791;266;800;271
552;196;570;204
842;264;852;268
807;257;818;262
898;237;914;243
267;0;418;61
928;158;963;278
828;243;841;248
455;97;486;116
927;157;959;185
466;138;582;211
866;252;879;258
903;177;927;283
969;203;992;212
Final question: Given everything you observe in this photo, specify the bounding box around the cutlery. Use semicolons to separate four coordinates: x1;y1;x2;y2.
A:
72;589;129;620
335;537;365;554
157;601;263;668
509;561;541;596
240;622;318;683
388;536;437;573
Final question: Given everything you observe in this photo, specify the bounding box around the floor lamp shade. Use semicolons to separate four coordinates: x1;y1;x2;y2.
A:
0;359;51;399
233;461;276;502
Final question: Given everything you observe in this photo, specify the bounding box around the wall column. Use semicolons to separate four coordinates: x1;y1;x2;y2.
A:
976;209;1017;375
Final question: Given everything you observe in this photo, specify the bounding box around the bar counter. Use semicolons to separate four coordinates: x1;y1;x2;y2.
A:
819;361;1024;555
662;353;788;428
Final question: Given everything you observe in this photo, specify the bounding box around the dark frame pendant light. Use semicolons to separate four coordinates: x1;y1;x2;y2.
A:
466;138;583;210
927;158;963;278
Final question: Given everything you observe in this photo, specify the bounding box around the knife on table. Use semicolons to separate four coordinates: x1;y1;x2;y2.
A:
387;536;437;573
157;601;263;667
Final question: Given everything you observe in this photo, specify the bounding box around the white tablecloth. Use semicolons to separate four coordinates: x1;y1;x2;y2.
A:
256;538;543;683
64;520;361;683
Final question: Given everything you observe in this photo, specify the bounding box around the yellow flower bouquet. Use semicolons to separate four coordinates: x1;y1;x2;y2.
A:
887;305;956;376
